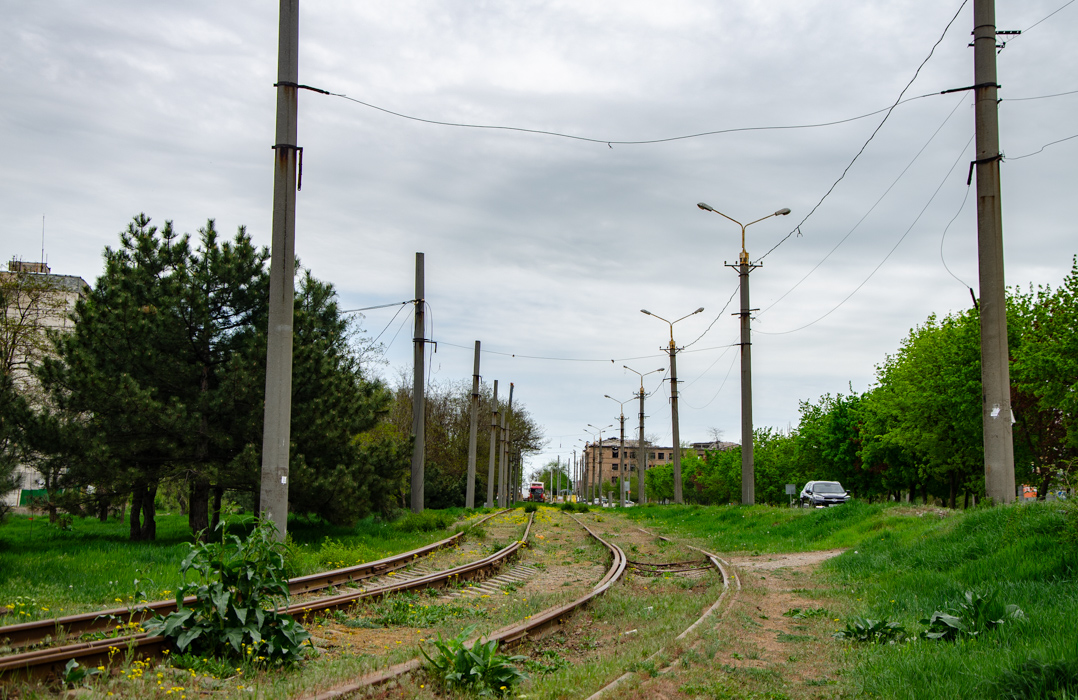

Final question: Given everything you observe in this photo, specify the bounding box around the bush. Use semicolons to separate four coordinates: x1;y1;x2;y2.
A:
393;510;458;533
523;503;539;514
144;517;311;665
421;624;527;695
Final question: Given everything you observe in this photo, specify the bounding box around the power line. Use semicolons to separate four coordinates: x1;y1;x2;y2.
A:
340;299;412;314
1023;0;1075;32
756;131;975;336
940;182;974;291
755;0;970;265
758;95;969;318
1005;88;1078;102
434;339;733;364
682;349;740;411
326;91;943;147
1008;133;1078;159
683;285;739;350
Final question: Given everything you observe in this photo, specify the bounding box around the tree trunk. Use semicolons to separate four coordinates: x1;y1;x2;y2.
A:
130;484;144;541
963;489;970;509
189;476;211;539
140;481;157;540
210;486;223;531
948;471;957;509
1039;471;1053;501
98;496;109;523
922;481;929;506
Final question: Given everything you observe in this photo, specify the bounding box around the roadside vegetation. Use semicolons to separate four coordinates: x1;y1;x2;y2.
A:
0;510;474;621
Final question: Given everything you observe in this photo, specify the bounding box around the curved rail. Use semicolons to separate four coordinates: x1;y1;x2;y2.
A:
584;528;742;699
0;510;524;683
0;510;505;650
298;511;627;700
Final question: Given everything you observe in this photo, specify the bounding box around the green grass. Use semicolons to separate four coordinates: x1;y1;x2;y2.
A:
624;499;1078;699
0;510;473;620
619;500;943;552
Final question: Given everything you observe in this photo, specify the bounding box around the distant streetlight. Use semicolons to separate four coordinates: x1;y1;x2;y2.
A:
604;394;635;507
697;201;790;506
623;365;666;504
639;307;704;504
586;423;613;504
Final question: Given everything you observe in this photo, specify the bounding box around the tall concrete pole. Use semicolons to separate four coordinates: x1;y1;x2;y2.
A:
638;388;646;504
738;260;756;506
486;380;499;508
259;0;300;541
669;342;683;504
465;341;481;508
410;253;426;514
973;0;1016;504
501;383;514;506
617;412;626;507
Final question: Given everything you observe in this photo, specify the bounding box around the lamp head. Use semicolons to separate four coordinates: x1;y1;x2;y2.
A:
640;309;651;316
697;202;715;212
694;307;705;314
775;207;791;216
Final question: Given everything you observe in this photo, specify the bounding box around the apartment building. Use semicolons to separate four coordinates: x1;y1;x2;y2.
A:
1;259;89;507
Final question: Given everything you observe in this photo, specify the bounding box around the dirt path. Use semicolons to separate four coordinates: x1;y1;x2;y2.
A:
622;548;850;700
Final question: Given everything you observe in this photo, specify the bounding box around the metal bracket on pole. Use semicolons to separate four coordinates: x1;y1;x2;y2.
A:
270;144;304;190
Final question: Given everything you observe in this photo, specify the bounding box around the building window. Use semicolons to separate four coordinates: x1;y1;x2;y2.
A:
658;452;664;460
649;452;655;459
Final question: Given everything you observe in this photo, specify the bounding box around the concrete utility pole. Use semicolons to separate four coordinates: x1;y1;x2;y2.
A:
465;341;481;508
640;309;703;504
624;365;663;505
588;424;611;504
410;253;426;514
604;395;630;507
486;380;499;508
698;203;790;506
499;383;513;507
973;0;1016;503
260;0;300;541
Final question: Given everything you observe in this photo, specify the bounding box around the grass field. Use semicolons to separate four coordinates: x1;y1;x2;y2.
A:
0;509;474;622
624;499;1078;699
3;500;1076;698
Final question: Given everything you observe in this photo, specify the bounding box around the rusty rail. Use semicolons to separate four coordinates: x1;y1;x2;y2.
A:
0;510;505;651
0;510;520;683
298;512;627;700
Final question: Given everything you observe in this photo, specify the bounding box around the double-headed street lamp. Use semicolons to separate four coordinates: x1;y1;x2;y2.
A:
697;202;790;506
604;394;635;507
586;423;613;504
623;365;665;504
640;307;704;504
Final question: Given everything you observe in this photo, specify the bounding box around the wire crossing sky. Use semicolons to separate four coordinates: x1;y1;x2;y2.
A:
1;0;1075;472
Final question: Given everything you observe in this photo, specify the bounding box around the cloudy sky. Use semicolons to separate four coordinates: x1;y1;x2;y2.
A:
3;0;1075;476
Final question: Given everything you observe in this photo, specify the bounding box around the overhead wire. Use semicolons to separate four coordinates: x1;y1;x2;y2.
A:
1022;0;1075;32
1007;133;1078;159
754;0;970;265
756;131;976;336
327;91;943;147
682;349;740;411
758;94;969;318
682;285;740;349
939;180;974;291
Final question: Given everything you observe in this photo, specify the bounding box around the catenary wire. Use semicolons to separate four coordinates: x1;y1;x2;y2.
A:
1023;0;1075;32
1007;133;1078;159
940;182;974;291
758;94;969;318
682;348;740;411
1005;88;1078;102
756;131;976;336
682;285;740;350
327;91;942;147
754;0;970;265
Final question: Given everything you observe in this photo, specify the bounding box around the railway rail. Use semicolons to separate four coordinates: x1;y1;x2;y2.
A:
0;509;506;651
297;512;628;699
0;509;524;682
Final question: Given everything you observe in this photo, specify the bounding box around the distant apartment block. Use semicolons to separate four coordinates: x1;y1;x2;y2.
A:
1;259;90;507
581;437;737;487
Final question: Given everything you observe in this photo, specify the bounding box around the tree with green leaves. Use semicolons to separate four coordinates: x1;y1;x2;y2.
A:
25;214;403;538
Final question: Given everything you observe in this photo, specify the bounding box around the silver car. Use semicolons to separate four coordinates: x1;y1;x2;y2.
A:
800;481;850;507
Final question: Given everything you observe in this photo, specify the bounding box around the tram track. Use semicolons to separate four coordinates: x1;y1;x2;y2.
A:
296;512;628;699
0;509;522;683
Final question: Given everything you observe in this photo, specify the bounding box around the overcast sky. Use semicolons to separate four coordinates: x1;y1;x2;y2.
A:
2;0;1075;476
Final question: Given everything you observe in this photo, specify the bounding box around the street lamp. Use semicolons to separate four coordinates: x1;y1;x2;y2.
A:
639;307;704;504
604;394;635;507
623;365;666;504
586;423;613;505
697;201;790;506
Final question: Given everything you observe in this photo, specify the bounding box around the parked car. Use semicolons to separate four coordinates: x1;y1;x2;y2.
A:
800;481;850;507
